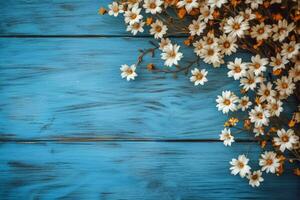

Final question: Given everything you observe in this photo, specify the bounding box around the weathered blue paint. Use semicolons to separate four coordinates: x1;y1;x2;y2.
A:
0;1;299;199
0;142;299;200
0;0;132;36
0;38;259;140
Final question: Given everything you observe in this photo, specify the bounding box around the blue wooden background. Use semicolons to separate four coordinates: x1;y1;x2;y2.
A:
0;0;299;199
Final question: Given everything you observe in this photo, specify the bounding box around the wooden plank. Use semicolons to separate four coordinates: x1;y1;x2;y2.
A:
0;142;299;199
0;0;139;36
0;37;261;140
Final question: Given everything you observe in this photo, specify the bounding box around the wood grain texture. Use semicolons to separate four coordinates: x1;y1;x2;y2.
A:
0;142;299;200
0;0;138;36
0;37;262;140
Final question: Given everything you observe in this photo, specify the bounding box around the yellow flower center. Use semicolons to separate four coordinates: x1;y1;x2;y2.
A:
288;46;294;52
196;73;203;80
264;90;270;96
266;159;273;165
224;99;231;106
232;23;240;30
275;59;282;66
234;66;241;73
238;161;244;168
130;13;137;19
272;104;278;110
257;28;265;34
207;49;214;56
282;82;288;89
251;174;258;180
281;135;289;142
133;23;140;29
257;112;263;119
155;25;162;32
223;41;230;48
126;68;133;75
254;63;261;69
149;2;156;9
207;38;214;45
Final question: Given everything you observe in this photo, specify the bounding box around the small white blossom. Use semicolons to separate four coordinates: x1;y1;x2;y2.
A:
120;64;138;81
190;68;208;86
216;91;238;114
249;105;270;127
227;58;247;80
150;20;168;39
230;155;251;177
247;170;264;187
161;44;183;67
259;151;280;174
220;128;235;146
274;129;299;152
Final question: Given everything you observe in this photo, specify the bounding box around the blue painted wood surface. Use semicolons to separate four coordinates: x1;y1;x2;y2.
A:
0;142;299;199
0;38;254;140
0;0;133;36
0;1;299;199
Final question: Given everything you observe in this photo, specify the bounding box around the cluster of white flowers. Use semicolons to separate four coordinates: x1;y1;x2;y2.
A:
104;0;300;187
228;128;299;187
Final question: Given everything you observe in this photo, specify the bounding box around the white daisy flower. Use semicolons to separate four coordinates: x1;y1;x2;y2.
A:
219;34;237;56
188;19;206;36
274;129;299;152
161;44;183;67
216;91;238;114
220;128;235;146
257;82;276;102
240;72;259;91
201;45;222;67
177;0;199;13
124;5;143;25
270;53;289;70
230;154;251;178
247;170;264;187
193;40;204;56
159;38;171;51
208;0;228;8
224;16;249;38
190;68;208;86
289;65;300;82
126;21;145;35
143;0;163;14
272;19;295;42
245;0;263;9
239;9;256;22
275;76;295;99
259;151;280;174
203;32;219;47
249;105;270;127
250;23;272;41
281;41;300;59
253;126;265;137
126;0;142;8
150;19;168;39
199;6;214;23
120;64;138;81
238;96;252;111
266;98;283;117
227;58;247;80
108;2;124;17
248;55;268;76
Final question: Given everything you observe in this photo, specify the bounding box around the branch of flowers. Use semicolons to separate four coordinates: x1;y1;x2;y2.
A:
151;57;200;74
135;42;159;67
